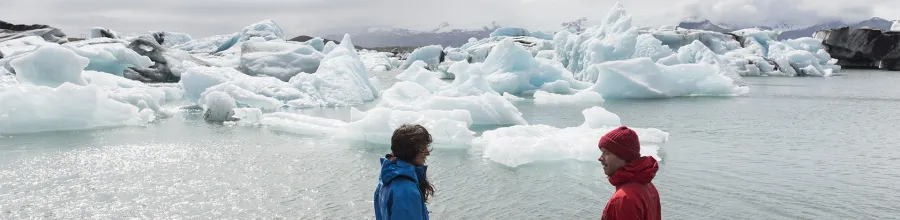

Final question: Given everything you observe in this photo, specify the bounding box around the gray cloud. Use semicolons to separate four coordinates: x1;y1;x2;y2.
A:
0;0;897;39
679;0;886;27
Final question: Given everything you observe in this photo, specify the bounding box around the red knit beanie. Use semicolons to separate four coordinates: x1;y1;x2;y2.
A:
598;126;641;161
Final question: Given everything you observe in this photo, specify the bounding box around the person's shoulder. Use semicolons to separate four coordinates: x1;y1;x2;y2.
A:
388;177;421;195
612;183;652;201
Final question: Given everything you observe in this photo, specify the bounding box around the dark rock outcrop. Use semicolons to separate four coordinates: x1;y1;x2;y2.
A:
0;20;68;44
124;37;179;82
814;27;900;70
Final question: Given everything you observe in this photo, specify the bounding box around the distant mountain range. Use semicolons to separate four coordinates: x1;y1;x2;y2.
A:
320;22;501;48
677;17;895;39
313;17;896;48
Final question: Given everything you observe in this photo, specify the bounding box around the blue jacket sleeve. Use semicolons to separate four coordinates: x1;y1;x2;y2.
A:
389;182;425;220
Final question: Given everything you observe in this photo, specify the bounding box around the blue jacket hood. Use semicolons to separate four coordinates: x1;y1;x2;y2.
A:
379;157;427;185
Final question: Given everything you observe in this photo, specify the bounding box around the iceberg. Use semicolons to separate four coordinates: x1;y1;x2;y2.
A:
477;106;669;168
0;83;154;134
202;91;238;122
238;41;325;81
182;34;378;109
286;34;378;108
395;60;449;92
581;58;749;98
213;19;286;53
479;38;589;95
173;33;239;54
400;45;443;70
0;43;163;134
9;44;90;87
378;81;527;126
235;107;476;147
533;90;605;105
490;27;531;38
334;107;475;147
359;50;394;72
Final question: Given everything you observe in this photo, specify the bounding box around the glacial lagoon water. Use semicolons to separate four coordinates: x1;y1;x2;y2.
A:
1;69;899;219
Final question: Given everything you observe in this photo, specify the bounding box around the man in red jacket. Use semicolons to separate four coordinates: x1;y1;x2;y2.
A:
598;126;661;220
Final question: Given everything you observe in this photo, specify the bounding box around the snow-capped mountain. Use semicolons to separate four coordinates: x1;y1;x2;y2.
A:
319;22;501;48
677;17;895;39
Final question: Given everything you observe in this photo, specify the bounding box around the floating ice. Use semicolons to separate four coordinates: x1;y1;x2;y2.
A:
359;50;394;72
214;19;286;53
254;111;347;136
893;20;900;31
183;34;378;109
0;83;154;134
479;38;587;95
490;27;530;38
334;107;475;147
202;91;237;122
378;81;527;125
477;106;668;168
238;41;324;81
235;107;476;147
305;37;325;52
0;44;158;134
396;60;449;92
581;58;749;98
9;44;89;87
400;45;443;70
286;34;378;108
173;33;239;54
64;39;155;76
322;41;338;54
83;71;181;117
533;90;605;105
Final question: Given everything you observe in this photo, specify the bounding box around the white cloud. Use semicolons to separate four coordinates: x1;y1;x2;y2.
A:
0;0;896;38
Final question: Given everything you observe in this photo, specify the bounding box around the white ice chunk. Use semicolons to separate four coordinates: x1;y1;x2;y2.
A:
396;60;449;92
480;38;581;95
533;90;605;105
400;45;443;70
359;50;394;72
477;106;668;168
334;107;475;147
0;83;151;134
9;44;89;87
490;27;531;38
173;33;239;54
258;112;347;136
582;57;749;98
286;34;378;108
238;41;325;81
322;41;338;54
378;81;527;125
64;40;155;76
202;91;237;122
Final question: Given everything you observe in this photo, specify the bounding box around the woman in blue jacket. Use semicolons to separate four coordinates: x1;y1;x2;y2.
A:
374;124;435;220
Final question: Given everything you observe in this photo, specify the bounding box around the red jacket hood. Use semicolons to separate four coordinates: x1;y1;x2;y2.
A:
609;156;659;187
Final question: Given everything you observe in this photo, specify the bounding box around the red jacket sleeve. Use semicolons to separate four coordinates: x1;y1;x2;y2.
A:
602;192;644;220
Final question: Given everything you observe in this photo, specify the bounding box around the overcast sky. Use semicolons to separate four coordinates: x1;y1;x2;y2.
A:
2;0;898;38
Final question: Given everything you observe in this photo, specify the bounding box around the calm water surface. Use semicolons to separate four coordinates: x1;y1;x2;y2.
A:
1;69;898;219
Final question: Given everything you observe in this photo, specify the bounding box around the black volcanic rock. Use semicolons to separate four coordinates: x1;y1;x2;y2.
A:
0;20;68;44
814;27;900;70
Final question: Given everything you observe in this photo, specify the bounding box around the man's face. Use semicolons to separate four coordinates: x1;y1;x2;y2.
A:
599;148;626;177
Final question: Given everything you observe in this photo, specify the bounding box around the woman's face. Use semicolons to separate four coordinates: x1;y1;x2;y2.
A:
412;144;432;166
